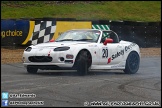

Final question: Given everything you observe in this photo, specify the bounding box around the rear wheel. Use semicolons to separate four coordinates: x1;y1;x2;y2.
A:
124;51;140;74
27;66;38;74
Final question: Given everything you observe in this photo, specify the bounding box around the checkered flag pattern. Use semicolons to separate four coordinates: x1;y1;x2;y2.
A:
92;24;110;37
29;21;56;45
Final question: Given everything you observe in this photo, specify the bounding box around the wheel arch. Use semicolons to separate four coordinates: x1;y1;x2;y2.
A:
127;50;140;58
73;48;92;68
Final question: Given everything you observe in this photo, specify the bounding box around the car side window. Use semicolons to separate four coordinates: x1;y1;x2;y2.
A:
109;33;119;43
101;31;119;43
101;32;110;43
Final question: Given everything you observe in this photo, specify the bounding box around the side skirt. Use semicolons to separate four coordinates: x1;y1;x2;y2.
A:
90;61;126;70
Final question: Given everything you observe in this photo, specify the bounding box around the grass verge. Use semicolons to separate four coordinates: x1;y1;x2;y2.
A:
1;1;161;21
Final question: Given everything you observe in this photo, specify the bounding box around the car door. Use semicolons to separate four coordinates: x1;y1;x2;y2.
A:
99;42;124;65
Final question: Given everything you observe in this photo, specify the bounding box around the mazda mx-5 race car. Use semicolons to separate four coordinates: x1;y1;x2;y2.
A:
22;29;140;75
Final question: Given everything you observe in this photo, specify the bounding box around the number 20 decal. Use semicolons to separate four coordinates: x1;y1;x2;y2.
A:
102;48;108;58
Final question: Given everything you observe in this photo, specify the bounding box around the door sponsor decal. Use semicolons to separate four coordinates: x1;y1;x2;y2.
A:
103;43;136;64
111;49;124;60
125;43;136;52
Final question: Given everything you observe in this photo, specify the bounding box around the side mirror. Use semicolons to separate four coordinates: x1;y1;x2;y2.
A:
50;39;55;42
103;38;113;45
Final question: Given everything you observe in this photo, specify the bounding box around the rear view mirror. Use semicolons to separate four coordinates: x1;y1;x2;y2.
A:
50;39;55;42
103;38;113;45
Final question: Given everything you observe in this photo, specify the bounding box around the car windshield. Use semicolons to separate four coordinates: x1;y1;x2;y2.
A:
55;30;101;42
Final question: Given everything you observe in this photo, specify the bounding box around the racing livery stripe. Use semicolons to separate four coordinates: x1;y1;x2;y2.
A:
107;58;111;64
48;49;52;56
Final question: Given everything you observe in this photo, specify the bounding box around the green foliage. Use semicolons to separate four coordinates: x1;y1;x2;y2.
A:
1;1;161;21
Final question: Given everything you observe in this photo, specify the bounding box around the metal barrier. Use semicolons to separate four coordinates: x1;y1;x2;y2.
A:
1;18;161;48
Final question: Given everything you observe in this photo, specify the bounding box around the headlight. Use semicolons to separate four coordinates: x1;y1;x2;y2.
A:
25;47;32;52
54;47;70;51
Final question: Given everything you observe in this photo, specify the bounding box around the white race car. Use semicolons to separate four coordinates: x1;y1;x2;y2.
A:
22;29;140;75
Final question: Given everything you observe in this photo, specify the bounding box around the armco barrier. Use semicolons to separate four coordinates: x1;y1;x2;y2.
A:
1;18;161;48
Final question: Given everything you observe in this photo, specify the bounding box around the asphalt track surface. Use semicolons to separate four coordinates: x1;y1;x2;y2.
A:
1;57;161;107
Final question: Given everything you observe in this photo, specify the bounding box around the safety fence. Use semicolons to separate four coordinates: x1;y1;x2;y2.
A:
1;18;161;48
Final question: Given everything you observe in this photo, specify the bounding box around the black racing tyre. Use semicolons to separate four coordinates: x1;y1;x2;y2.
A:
27;66;38;74
124;51;140;74
77;51;88;76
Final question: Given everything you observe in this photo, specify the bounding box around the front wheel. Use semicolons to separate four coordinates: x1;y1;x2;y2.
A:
124;51;140;74
76;51;89;76
27;66;38;74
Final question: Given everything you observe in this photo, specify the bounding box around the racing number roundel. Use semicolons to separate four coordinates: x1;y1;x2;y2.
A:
102;48;108;58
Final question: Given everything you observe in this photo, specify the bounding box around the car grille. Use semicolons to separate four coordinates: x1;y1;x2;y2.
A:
28;56;52;62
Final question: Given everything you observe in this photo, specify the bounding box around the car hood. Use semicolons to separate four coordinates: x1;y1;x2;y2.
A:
31;41;91;48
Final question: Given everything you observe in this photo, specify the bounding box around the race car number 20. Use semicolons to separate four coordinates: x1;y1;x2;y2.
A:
102;48;108;58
